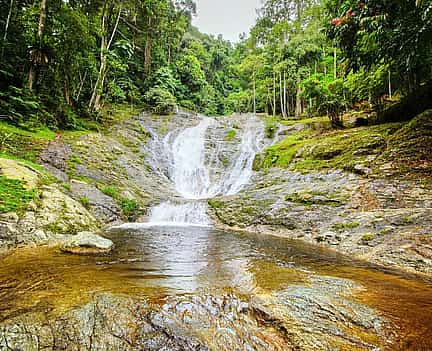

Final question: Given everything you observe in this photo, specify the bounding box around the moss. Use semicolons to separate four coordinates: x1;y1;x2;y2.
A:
98;104;142;126
360;232;376;243
0;176;35;213
402;215;415;225
62;182;71;192
0;153;44;173
208;199;224;209
285;190;348;207
255;120;403;173
70;154;82;165
375;110;432;178
332;222;360;231
0;122;56;140
0;123;53;162
254;130;311;169
225;129;236;141
78;196;90;209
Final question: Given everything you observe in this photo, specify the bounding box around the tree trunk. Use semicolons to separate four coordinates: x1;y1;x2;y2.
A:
388;70;392;98
273;72;276;117
28;0;47;91
279;71;286;118
284;71;288;116
333;47;337;80
89;2;121;111
253;71;256;115
1;0;14;58
64;75;71;106
295;84;302;117
144;17;152;74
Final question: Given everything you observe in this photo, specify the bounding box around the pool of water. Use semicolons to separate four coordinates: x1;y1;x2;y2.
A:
0;227;431;349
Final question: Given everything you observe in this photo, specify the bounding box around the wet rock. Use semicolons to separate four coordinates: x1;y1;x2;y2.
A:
70;180;122;223
40;140;72;182
0;275;389;350
211;166;432;275
40;140;72;172
61;231;113;255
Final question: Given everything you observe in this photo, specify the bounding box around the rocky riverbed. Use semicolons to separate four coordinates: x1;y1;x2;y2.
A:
0;110;431;350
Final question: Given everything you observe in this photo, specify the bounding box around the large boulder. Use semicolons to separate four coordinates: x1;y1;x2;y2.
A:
61;231;114;255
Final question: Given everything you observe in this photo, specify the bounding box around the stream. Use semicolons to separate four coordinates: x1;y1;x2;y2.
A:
0;115;431;350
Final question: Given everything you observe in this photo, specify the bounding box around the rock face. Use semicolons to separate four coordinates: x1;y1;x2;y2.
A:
0;158;99;251
209;167;432;275
61;231;114;255
0;275;388;351
70;180;122;224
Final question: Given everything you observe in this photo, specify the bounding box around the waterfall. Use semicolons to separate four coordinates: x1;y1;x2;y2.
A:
142;115;265;227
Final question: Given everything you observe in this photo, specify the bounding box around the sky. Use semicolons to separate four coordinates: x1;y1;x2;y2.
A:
192;0;262;42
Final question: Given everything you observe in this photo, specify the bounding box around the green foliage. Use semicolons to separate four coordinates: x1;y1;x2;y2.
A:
326;0;432;88
0;177;34;213
102;186;118;199
78;196;90;209
255;121;402;172
225;129;236;141
145;87;177;115
264;118;278;138
119;198;140;217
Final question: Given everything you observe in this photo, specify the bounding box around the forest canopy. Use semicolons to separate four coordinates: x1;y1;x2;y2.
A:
0;0;431;129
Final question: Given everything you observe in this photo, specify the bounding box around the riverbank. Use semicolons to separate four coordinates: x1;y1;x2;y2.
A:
1;108;431;276
210;110;432;276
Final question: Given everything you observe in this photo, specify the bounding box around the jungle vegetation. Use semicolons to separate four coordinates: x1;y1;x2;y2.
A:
0;0;431;129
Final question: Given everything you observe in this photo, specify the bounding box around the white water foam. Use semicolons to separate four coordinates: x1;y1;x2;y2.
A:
130;115;266;227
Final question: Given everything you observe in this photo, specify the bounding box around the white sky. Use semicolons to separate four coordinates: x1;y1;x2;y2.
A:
192;0;262;42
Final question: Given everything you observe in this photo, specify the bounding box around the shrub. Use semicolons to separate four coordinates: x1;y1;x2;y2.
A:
119;197;139;217
145;87;177;115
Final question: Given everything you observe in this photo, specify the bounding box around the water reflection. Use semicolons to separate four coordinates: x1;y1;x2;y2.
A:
106;226;257;293
0;226;431;348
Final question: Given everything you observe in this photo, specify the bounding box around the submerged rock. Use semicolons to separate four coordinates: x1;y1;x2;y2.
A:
0;275;389;350
61;231;113;255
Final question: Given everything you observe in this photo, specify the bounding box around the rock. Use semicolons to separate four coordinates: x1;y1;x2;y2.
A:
353;163;372;175
70;180;122;223
0;276;388;350
0;158;39;189
61;231;113;255
40;140;72;172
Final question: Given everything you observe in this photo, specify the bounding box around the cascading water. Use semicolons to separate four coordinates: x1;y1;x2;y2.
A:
144;114;266;227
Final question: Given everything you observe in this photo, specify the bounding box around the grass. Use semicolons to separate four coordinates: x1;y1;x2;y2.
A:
0;176;35;213
119;197;139;217
225;129;236;141
0;122;56;140
102;186;119;198
78;196;90;209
